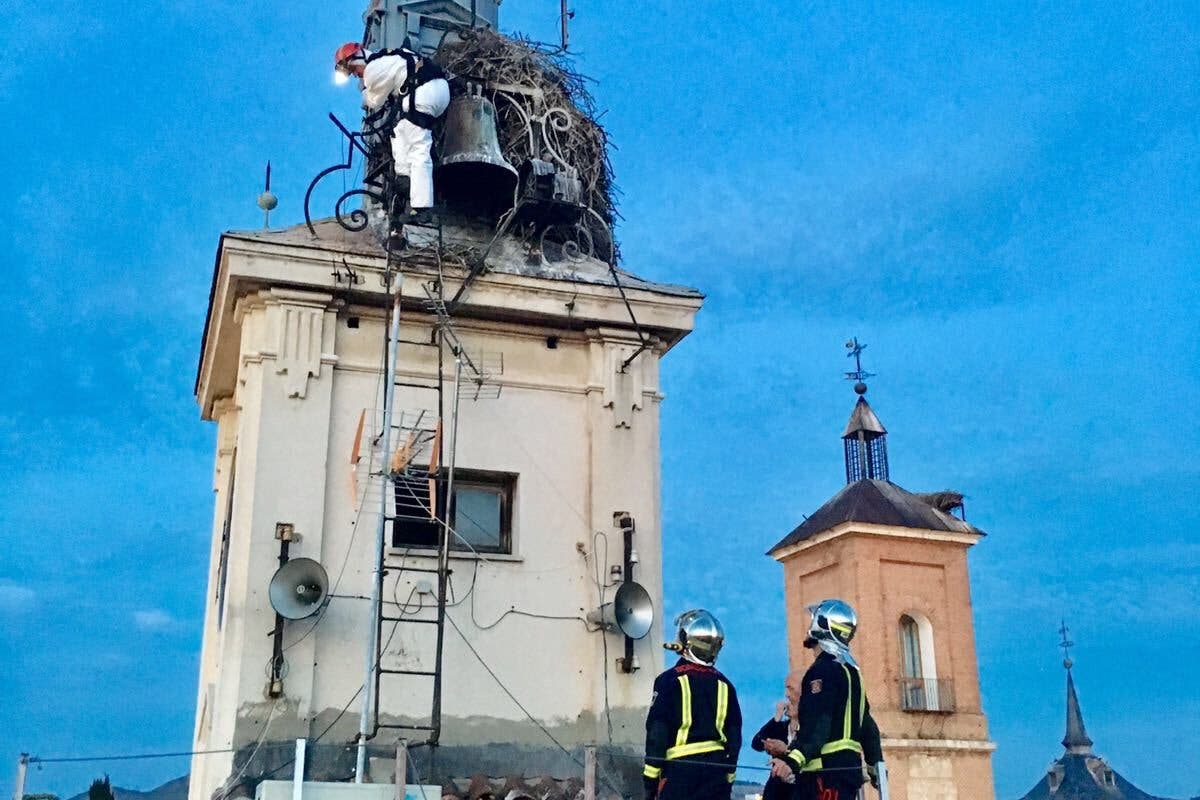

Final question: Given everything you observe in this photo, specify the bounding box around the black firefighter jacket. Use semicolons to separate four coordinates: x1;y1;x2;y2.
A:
644;659;743;785
784;652;883;781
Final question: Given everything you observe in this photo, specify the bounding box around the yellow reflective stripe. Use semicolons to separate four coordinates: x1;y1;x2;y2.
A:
726;772;736;783
643;765;662;779
859;669;866;724
800;757;823;773
716;680;729;743
675;675;692;748
839;664;853;740
665;740;725;759
786;749;806;770
821;739;863;755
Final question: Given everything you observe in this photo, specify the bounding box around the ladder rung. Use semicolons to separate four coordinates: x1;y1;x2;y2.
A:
382;565;443;573
377;723;436;731
392;381;440;390
380;615;440;624
379;668;437;676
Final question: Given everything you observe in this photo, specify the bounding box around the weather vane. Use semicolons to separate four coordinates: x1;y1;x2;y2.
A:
1058;620;1075;668
844;337;877;384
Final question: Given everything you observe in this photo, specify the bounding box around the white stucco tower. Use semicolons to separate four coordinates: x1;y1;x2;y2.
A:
187;212;701;800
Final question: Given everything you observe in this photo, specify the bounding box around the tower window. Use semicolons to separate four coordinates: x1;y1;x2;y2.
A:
898;612;951;711
392;468;515;554
900;615;923;679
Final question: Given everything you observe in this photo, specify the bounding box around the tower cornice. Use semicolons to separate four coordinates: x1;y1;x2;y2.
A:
770;520;982;562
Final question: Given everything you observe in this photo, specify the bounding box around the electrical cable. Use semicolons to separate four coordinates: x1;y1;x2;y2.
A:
24;743;863;777
594;749;870;775
28;749;237;765
254;568;416;785
591;532;616;754
216;700;280;800
443;612;624;797
508;434;592;529
258;596;411;785
391;479;590;629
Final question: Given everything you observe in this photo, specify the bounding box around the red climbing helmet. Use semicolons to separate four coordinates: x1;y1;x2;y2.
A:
334;42;365;74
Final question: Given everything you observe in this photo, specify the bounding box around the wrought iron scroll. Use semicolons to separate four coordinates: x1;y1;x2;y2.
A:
303;113;389;237
493;87;579;181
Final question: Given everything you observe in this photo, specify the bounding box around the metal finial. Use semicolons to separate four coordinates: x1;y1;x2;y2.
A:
844;337;877;387
257;160;279;229
1058;620;1075;669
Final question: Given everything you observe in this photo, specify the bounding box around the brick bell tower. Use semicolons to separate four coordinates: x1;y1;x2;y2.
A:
767;342;996;800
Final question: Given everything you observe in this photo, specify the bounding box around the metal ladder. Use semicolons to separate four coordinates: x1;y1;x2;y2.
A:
356;217;505;776
372;303;454;747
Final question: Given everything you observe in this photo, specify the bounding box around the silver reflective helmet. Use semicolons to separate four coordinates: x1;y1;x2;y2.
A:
805;599;859;667
664;608;725;666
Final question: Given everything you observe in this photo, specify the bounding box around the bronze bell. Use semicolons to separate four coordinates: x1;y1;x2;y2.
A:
436;83;518;215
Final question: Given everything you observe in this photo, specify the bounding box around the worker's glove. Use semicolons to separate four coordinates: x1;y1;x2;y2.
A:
643;776;659;800
866;764;879;789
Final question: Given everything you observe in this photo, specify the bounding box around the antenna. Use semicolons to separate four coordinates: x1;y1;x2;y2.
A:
257;161;278;229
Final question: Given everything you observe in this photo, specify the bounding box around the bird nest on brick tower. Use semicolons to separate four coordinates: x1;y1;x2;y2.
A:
426;29;621;263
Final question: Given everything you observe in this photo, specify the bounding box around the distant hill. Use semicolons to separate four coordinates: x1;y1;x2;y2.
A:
65;775;189;800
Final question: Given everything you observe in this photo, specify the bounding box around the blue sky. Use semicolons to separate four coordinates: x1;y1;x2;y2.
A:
1;1;1198;799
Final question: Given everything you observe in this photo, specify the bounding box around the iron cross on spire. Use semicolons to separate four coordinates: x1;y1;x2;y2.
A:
1059;620;1075;668
844;337;877;383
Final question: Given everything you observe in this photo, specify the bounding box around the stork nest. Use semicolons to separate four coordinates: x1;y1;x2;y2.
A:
435;29;620;263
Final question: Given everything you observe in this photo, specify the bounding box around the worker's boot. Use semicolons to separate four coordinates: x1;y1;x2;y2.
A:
386;176;411;221
389;175;411;203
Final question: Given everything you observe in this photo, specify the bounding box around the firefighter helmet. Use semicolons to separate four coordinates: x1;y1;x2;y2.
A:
665;609;725;666
805;599;859;666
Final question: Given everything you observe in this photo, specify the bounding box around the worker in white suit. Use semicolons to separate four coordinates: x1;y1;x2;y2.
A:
335;41;451;216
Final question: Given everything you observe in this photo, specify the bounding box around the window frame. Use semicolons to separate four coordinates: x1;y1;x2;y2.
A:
215;451;237;629
390;467;516;556
898;611;941;712
448;470;516;555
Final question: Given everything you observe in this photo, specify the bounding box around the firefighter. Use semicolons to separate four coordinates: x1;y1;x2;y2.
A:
769;600;883;800
334;41;451;218
644;610;743;800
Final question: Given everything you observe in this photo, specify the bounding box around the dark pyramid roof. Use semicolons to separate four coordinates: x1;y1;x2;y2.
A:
843;395;887;437
768;479;983;555
1016;660;1179;800
1063;669;1094;753
1015;754;1178;800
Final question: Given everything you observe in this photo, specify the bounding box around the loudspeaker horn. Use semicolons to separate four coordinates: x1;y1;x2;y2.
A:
588;581;654;640
269;557;329;620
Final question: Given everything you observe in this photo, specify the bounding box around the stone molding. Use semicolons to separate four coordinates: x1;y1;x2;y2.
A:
882;737;997;752
585;329;662;429
233;289;340;400
772;521;982;561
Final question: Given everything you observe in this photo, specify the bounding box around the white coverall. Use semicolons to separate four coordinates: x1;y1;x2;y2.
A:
362;51;451;209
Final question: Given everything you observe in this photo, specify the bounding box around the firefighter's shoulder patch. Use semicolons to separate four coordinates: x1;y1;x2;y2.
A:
809;679;822;694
